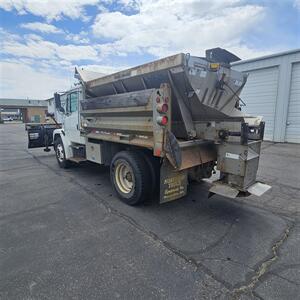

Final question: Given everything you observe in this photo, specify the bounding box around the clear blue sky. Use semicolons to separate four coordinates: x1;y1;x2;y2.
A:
0;0;299;99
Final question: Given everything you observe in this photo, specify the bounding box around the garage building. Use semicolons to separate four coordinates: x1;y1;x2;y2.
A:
232;49;300;143
0;98;47;123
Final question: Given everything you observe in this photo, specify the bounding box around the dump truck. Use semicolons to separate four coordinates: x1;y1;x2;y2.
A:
26;48;271;205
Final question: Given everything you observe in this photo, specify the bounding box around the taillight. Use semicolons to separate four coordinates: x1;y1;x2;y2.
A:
157;115;168;126
157;103;168;113
155;90;169;127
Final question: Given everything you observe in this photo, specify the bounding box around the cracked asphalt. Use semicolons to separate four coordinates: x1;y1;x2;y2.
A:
0;123;299;299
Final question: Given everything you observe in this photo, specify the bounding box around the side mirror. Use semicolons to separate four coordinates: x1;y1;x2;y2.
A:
54;92;61;107
54;93;65;113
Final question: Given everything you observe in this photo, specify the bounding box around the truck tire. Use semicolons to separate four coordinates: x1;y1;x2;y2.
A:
54;137;70;169
110;151;150;205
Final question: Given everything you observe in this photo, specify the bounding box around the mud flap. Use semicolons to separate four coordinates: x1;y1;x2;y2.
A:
160;159;188;204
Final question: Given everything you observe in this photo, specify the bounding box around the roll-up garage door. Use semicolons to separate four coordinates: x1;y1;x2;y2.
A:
239;67;279;141
285;62;300;143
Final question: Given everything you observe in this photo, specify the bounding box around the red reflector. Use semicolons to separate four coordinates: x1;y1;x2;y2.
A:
164;97;169;103
160;116;168;125
157;115;168;126
157;103;168;113
161;103;168;113
161;116;168;125
156;97;160;103
155;149;161;156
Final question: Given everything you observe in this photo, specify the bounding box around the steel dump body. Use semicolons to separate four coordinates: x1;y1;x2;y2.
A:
79;53;247;136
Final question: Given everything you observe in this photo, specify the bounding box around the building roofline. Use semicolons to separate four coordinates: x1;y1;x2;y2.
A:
232;48;300;65
0;98;43;101
0;98;48;108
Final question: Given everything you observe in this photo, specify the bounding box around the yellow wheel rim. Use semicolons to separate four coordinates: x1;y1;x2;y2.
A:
115;161;134;194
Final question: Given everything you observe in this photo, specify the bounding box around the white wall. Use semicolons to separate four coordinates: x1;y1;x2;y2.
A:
232;50;300;143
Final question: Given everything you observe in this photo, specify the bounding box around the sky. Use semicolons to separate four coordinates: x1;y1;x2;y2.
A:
0;0;299;99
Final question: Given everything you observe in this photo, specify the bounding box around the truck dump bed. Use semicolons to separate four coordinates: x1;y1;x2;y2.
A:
76;52;248;139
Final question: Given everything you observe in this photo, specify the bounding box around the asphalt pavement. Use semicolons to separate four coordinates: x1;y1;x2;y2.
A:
0;123;299;299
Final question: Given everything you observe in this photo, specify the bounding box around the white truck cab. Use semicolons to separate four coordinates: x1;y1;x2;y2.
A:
52;87;86;160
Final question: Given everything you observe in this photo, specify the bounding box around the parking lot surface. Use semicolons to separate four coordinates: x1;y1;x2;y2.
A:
0;123;299;299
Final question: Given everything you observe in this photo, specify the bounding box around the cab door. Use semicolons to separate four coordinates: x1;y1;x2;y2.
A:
64;90;82;144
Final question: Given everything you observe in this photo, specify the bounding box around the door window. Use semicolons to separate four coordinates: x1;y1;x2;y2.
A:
60;94;67;112
68;92;78;113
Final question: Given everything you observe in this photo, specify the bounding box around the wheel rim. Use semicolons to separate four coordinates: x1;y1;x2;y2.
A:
56;144;64;162
115;161;134;194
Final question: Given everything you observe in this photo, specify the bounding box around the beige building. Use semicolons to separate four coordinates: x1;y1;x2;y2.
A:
24;107;47;123
0;98;48;123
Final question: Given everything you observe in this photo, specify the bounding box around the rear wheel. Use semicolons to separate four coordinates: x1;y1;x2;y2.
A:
54;137;70;169
110;151;150;205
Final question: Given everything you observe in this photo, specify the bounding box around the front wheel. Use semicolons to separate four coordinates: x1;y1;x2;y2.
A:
54;137;70;169
110;151;150;205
